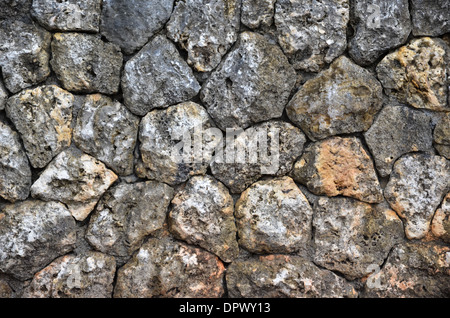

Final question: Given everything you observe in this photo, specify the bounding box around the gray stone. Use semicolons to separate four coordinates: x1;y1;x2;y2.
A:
410;0;450;36
434;113;450;159
0;81;7;111
0;200;77;281
241;0;275;29
432;193;450;243
201;31;296;130
121;35;200;117
100;0;174;55
0;0;32;21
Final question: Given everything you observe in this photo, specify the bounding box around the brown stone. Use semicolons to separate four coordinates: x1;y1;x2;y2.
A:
432;193;450;243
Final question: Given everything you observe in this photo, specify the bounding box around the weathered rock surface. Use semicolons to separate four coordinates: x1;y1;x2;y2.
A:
241;0;275;29
100;0;174;55
169;175;238;263
114;235;225;298
0;0;32;21
73;94;139;176
349;0;411;65
0;20;51;93
364;105;434;177
274;0;349;72
292;137;383;203
51;33;122;94
385;154;450;240
121;35;200;116
0;81;7;111
6;85;74;169
287;56;383;141
0;200;77;280
432;193;450;243
227;254;357;298
31;148;118;221
201;31;296;130
376;37;449;112
313;197;404;280
410;0;450;36
23;251;116;298
434;113;450;159
0;277;13;298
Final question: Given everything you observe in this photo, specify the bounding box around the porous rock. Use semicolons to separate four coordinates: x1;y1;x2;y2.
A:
432;193;450;243
0;81;7;111
410;0;450;36
241;0;275;29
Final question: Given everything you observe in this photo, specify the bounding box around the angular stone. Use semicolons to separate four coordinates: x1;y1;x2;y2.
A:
0;122;31;202
51;33;123;94
31;148;118;221
241;0;275;29
432;193;450;243
100;0;174;55
235;177;313;254
73;94;139;176
410;0;450;36
121;35;200;117
114;235;225;298
227;254;358;298
436;144;450;160
313;197;404;280
201;31;296;130
274;0;349;72
287;56;383;141
86;181;174;260
31;0;102;32
364;105;434;177
0;81;7;111
376;37;449;112
169;175;238;263
6;85;74;169
0;20;51;93
166;0;240;72
0;200;77;280
349;0;412;65
434;113;450;160
385;154;450;240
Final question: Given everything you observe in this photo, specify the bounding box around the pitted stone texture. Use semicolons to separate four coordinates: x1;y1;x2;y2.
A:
286;56;383;141
349;0;412;65
0;277;13;298
121;35;200;117
274;0;349;72
0;200;77;281
376;37;449;112
313;197;404;280
0;122;31;202
201;31;296;130
292;137;382;203
114;235;225;298
0;81;7;111
363;242;450;298
432;193;450;243
211;121;306;194
0;0;32;21
100;0;174;55
169;175;238;263
434;113;450;159
0;20;51;93
51;33;122;95
410;0;450;36
166;0;241;72
86;181;174;260
6;85;73;169
227;254;358;298
31;0;101;32
364;105;434;177
73;94;139;176
31;148;118;222
235;177;313;254
241;0;275;29
23;251;116;298
385;154;450;240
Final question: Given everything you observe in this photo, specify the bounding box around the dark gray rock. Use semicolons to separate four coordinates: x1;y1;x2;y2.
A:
410;0;450;36
434;113;450;159
0;0;32;21
241;0;275;29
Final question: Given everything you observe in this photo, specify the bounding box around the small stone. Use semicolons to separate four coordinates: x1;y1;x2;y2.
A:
0;20;51;93
100;0;174;55
51;33;123;94
114;235;225;298
121;35;200;117
364;104;434;177
86;181;174;260
0;277;13;298
0;200;77;280
349;0;412;65
241;0;275;29
201;31;296;130
274;0;349;72
385;153;450;240
376;37;449;112
31;0;102;32
227;254;357;298
235;177;313;254
410;0;450;36
169;175;238;263
0;81;7;111
6;85;74;169
23;251;116;298
434;113;450;159
432;193;450;243
287;56;383;141
435;144;450;160
73;94;140;176
313;197;404;280
31;148;118;221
